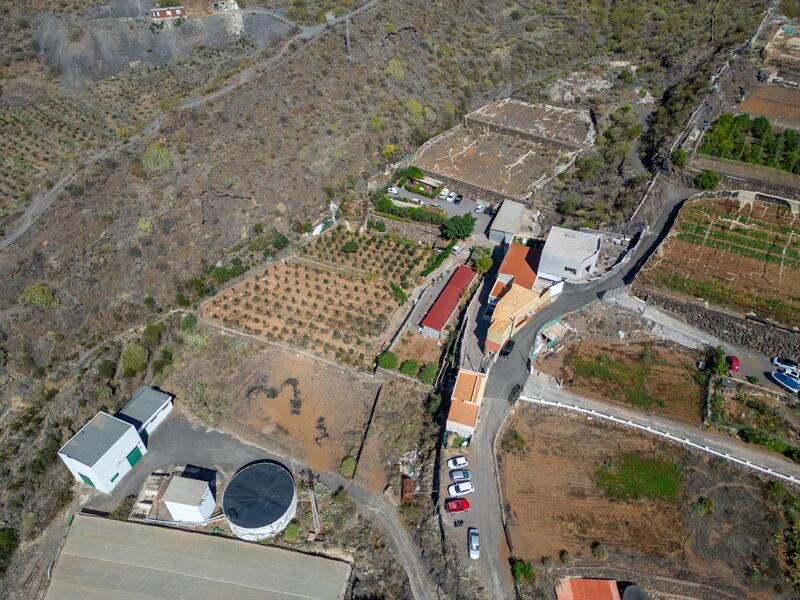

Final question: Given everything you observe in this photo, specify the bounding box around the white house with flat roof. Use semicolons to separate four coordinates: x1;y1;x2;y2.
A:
58;413;147;494
536;226;601;283
115;387;173;442
163;476;215;523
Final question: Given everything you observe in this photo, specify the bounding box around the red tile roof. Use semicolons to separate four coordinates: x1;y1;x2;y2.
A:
498;244;539;289
555;579;621;600
421;265;476;332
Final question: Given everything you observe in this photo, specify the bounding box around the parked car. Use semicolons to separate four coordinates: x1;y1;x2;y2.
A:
449;469;472;483
410;197;424;206
500;340;515;358
388;186;400;195
771;371;800;394
451;245;463;256
725;355;740;373
447;191;457;203
454;194;463;204
445;498;470;514
468;528;480;560
508;383;522;405
438;187;450;200
772;357;799;373
453;519;465;527
447;482;474;497
447;456;468;469
475;203;485;213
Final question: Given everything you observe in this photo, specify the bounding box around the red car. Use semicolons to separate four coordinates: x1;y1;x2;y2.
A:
445;498;470;514
726;355;740;373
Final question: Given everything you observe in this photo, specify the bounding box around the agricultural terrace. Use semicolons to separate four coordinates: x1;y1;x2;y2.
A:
202;228;431;370
740;85;800;130
698;113;800;175
637;196;800;327
301;226;432;288
540;339;704;424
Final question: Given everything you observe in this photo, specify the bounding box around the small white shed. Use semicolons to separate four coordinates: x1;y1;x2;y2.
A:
163;477;215;523
58;413;147;494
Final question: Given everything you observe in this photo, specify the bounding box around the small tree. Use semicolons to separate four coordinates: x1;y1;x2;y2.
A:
512;559;535;584
181;314;198;331
342;240;359;253
670;148;688;168
378;351;398;369
694;169;720;190
400;359;419;376
419;362;438;384
442;214;476;240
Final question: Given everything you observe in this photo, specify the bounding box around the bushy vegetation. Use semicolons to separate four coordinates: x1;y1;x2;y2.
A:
699;113;800;175
141;143;174;176
512;559;535;584
181;314;197;331
418;362;438;385
399;359;419;376
421;241;457;276
120;341;148;377
596;452;682;501
442;214;476;240
378;351;398;369
502;429;526;453
0;526;18;575
340;456;357;478
283;522;301;543
670;148;688;168
470;246;494;275
693;169;719;190
20;284;57;308
375;196;448;225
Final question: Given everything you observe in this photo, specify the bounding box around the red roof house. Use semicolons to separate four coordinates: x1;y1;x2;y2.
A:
420;265;476;339
555;579;621;600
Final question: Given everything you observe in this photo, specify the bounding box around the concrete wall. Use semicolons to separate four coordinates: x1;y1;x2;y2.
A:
446;420;475;439
142;400;173;436
416;167;522;206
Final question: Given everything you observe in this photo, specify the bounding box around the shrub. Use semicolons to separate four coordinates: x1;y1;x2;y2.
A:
694;169;719;190
691;496;713;516
400;359;419;376
427;392;442;414
283;522;301;543
142;323;164;349
746;375;759;384
618;69;636;84
502;429;526;452
382;143;402;158
670;148;688;168
141;143;174;176
378;351;398;369
97;359;116;380
253;223;264;234
340;456;357;478
120;342;148;377
390;283;407;304
384;58;404;80
512;559;535;583
137;216;154;233
342;240;358;253
368;116;383;132
0;526;19;575
419;362;438;385
442;214;476;240
109;495;136;521
20;284;58;308
181;314;198;331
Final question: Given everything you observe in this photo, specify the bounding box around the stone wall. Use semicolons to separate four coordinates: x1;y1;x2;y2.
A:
371;213;441;244
634;287;800;358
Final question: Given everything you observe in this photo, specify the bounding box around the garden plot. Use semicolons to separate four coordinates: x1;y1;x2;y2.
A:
538;339;704;424
637;195;800;327
202;257;397;370
740;85;800;129
499;406;794;599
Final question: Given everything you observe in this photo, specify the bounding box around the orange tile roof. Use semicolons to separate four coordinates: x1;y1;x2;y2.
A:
446;400;480;429
555;579;621;600
452;369;486;405
497;244;539;289
490;280;508;298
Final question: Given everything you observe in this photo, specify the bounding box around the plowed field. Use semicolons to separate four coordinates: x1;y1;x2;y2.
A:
740;85;800;128
637;196;800;327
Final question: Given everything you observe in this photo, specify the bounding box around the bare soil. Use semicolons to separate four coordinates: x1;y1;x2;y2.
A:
499;405;793;599
740;85;800;129
164;328;379;471
393;330;442;366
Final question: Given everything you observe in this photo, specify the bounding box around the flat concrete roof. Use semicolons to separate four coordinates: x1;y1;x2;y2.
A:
163;477;209;506
58;413;134;467
45;514;351;600
491;200;525;235
116;387;172;430
542;226;601;262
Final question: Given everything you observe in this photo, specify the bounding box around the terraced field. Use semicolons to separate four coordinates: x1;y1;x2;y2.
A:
638;196;800;327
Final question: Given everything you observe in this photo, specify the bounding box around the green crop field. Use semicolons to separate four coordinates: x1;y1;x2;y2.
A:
596;452;682;502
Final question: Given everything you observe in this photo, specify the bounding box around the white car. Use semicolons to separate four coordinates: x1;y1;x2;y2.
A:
438;187;450;200
475;204;485;213
447;191;457;203
447;456;468;469
772;356;799;374
410;197;424;206
451;245;462;256
468;528;480;560
388;186;400;195
447;481;474;497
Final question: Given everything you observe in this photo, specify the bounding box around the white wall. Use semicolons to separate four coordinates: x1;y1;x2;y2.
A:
142;400;173;436
446;420;475;439
166;487;215;523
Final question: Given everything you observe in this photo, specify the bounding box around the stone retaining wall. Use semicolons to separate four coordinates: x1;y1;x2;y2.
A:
634;287;800;358
372;214;440;244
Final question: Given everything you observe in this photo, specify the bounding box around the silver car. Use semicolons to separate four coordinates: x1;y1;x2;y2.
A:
468;528;480;560
447;481;474;497
449;469;472;483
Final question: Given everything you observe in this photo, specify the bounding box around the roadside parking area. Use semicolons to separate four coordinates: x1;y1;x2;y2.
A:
394;187;493;235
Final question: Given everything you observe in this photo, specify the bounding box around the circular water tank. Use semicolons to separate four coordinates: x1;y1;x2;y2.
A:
223;461;297;540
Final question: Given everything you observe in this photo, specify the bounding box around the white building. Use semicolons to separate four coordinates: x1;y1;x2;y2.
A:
536;226;601;284
58;413;147;494
163;476;216;523
488;199;525;244
116;387;173;443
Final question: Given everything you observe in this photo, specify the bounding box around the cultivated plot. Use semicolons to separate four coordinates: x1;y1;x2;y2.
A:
637;196;800;327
